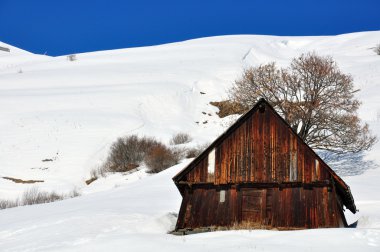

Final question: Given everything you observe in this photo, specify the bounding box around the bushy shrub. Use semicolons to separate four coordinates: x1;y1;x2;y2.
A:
105;135;161;172
169;132;192;145
145;144;180;173
104;134;193;174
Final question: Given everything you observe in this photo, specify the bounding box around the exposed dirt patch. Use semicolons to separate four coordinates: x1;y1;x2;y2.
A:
210;100;247;118
30;167;49;171
2;177;44;184
85;177;98;185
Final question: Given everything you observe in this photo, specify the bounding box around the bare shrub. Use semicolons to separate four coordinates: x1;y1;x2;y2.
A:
86;165;109;185
170;146;187;160
90;168;99;179
229;52;376;154
0;199;19;210
105;135;161;172
170;132;192;145
68;189;81;198
22;187;63;205
98;166;108;177
185;143;209;158
375;43;380;55
145;144;180;173
0;187;81;210
185;148;200;158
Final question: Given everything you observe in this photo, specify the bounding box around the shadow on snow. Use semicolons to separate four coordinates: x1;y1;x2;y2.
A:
318;151;378;177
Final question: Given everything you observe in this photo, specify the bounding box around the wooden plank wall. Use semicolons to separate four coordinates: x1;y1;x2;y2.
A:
176;186;343;230
177;103;346;231
185;107;331;184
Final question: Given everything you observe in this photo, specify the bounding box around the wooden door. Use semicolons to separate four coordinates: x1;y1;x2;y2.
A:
241;189;263;225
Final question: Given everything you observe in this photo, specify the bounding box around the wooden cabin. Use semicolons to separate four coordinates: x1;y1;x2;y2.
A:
173;98;356;232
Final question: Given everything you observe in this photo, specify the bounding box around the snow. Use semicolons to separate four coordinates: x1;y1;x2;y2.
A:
1;160;379;251
1;31;380;251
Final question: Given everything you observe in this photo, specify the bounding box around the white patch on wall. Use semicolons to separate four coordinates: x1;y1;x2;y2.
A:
289;139;297;181
208;148;215;175
296;122;303;134
219;190;225;203
315;159;320;180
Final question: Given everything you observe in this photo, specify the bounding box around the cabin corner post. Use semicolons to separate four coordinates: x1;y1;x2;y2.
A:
330;178;349;227
174;185;187;231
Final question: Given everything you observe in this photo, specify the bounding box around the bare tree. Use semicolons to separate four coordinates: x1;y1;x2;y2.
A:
229;52;376;153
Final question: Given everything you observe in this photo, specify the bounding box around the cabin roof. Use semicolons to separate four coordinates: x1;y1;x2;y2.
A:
173;98;356;213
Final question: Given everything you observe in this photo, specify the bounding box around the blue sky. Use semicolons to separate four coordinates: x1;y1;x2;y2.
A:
1;0;379;56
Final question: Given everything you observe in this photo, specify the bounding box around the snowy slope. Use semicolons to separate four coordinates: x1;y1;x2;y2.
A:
0;41;49;74
0;160;379;251
1;31;380;198
0;31;380;251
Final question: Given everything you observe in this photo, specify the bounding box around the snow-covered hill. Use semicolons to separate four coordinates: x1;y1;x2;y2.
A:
0;31;380;251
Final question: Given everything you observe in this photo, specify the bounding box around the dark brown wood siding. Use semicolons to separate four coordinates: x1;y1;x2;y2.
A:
175;186;344;230
184;108;331;185
174;100;351;231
